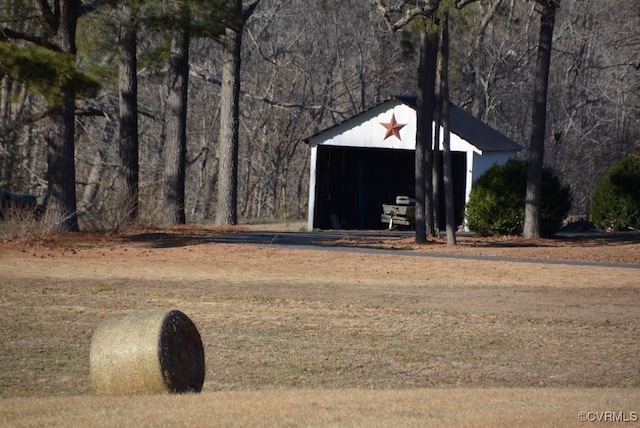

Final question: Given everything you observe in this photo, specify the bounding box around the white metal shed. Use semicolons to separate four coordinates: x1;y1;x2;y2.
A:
306;96;522;230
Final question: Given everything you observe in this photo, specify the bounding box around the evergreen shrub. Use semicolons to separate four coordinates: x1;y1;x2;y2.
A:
590;152;640;231
465;160;571;237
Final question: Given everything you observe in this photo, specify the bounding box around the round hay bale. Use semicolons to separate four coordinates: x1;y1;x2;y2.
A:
90;309;205;395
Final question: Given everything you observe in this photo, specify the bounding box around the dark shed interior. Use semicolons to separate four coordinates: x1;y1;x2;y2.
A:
313;145;467;230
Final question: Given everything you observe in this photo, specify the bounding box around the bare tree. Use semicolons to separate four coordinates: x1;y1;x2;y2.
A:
0;76;36;192
543;0;639;215
236;0;410;220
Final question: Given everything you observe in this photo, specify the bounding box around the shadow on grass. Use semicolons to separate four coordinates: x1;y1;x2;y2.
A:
123;232;208;249
120;228;640;251
122;229;342;249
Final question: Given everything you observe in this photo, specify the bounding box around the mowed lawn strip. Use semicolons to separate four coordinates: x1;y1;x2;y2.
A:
2;388;639;427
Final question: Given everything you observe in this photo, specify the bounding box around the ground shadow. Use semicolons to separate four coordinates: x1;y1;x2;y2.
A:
122;228;640;253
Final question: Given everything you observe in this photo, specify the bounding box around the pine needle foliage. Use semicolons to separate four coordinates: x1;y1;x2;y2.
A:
0;41;100;105
591;152;640;232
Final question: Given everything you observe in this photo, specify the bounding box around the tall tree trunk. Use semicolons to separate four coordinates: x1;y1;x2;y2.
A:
432;43;442;237
118;4;139;223
415;24;438;243
439;12;456;245
215;18;243;225
43;0;80;232
79;148;106;214
45;103;78;231
523;4;556;238
161;15;190;226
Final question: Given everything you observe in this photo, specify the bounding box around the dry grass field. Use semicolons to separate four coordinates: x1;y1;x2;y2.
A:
1;224;639;427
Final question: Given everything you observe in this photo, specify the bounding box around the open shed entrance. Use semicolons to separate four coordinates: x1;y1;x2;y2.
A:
312;145;466;230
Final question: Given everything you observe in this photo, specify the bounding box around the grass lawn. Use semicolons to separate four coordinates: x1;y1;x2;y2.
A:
1;226;638;426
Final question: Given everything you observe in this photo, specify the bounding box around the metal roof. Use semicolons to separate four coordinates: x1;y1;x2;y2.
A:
394;96;523;152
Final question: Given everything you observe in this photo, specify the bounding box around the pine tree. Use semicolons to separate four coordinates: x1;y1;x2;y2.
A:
1;1;100;231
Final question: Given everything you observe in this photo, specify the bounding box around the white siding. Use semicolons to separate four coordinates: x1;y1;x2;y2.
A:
309;102;416;150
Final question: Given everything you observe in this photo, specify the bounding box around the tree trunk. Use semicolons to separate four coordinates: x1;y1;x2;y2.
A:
118;5;139;223
43;0;80;232
432;43;442;237
45;103;78;231
523;4;556;239
79;148;106;214
415;24;438;243
215;19;243;225
439;12;456;245
161;15;190;226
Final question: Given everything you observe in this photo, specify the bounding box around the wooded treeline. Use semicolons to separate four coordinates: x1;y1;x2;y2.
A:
1;0;638;230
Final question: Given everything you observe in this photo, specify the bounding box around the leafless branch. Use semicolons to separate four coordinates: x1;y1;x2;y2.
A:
188;65;342;114
370;0;441;32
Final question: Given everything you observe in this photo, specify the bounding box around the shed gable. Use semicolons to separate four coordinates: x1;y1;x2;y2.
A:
308;101;416;150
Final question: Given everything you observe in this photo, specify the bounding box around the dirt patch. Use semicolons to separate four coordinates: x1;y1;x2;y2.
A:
324;231;640;265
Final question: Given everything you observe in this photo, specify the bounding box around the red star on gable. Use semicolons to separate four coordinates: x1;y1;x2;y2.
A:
380;113;406;140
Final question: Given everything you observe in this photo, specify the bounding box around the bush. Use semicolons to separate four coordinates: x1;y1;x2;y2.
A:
465;160;571;237
0;202;49;241
590;152;640;231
